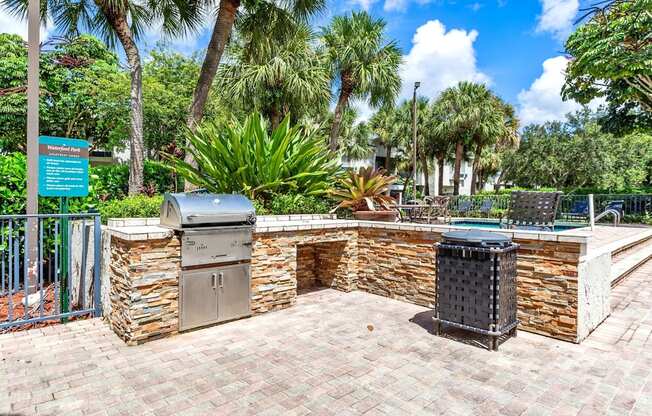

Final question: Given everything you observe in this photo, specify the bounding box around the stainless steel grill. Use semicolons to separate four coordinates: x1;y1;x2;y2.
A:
160;193;256;331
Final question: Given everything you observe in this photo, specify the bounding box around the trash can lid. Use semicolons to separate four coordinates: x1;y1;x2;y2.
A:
442;230;512;248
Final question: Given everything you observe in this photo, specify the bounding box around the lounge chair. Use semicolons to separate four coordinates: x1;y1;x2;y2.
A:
479;199;493;217
564;200;589;221
456;200;473;216
500;191;563;231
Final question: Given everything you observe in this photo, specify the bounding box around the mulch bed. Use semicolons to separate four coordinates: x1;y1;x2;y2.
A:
0;284;89;334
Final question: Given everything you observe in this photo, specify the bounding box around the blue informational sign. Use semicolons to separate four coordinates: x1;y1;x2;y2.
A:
38;136;89;197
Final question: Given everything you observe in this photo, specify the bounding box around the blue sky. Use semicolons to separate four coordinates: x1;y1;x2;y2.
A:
1;0;599;127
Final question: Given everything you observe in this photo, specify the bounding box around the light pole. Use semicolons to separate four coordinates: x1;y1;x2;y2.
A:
26;0;40;295
412;81;420;200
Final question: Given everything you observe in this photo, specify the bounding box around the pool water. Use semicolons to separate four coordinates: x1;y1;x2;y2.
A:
450;220;583;232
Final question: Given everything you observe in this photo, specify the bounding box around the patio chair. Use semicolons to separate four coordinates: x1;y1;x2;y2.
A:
500;191;563;231
478;199;493;217
564;200;589;221
456;200;473;217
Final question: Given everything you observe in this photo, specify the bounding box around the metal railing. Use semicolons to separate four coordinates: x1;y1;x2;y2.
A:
0;213;101;330
447;193;652;219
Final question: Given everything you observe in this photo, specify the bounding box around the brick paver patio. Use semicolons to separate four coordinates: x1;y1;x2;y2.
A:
1;261;651;416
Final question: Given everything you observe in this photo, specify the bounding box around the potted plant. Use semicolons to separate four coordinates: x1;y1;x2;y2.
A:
330;167;399;222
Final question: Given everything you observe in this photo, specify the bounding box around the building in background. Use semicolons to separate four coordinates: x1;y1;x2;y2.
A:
342;144;499;197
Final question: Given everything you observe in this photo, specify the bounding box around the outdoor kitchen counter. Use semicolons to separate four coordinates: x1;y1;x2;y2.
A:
104;215;609;345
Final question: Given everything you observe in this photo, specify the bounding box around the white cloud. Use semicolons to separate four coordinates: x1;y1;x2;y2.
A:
398;20;490;102
348;0;379;11
517;56;602;126
383;0;432;12
0;10;50;40
536;0;579;40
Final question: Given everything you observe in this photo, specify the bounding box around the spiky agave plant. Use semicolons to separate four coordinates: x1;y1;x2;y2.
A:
330;167;397;212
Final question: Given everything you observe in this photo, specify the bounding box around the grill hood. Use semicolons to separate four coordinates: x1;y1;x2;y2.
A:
160;193;256;230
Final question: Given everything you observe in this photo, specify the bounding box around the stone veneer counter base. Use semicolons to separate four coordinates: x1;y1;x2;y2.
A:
105;215;612;345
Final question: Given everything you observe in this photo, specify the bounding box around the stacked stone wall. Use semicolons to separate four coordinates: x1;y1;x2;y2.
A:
109;235;180;345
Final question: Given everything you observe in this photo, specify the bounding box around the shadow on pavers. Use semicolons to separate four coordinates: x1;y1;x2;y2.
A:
409;311;512;351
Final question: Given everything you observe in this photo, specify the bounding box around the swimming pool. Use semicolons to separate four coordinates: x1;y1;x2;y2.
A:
450;220;584;232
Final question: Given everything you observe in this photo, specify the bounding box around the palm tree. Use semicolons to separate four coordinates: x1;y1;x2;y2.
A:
186;0;326;131
322;11;402;152
218;24;330;130
4;0;203;195
427;101;454;195
370;106;401;172
340;121;374;162
434;82;504;195
182;0;325;190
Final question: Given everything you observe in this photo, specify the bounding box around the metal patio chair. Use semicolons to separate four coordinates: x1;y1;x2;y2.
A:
478;199;494;217
456;200;473;217
500;191;563;231
427;196;451;224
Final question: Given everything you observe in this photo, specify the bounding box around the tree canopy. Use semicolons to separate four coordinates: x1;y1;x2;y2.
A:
0;34;128;153
564;0;652;130
503;110;652;192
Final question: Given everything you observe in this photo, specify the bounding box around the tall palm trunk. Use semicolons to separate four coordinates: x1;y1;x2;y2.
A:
420;154;430;196
184;0;240;190
452;141;464;196
436;156;445;196
187;0;240;129
385;145;392;171
329;72;353;152
469;142;482;195
98;3;144;195
269;107;282;131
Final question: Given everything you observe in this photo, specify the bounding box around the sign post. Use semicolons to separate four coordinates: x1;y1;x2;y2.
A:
38;136;89;316
25;0;40;296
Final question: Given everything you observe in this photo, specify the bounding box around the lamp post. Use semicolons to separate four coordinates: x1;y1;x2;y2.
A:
412;81;420;200
26;0;40;295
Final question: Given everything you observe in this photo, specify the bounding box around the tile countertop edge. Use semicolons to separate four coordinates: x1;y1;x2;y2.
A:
105;218;592;245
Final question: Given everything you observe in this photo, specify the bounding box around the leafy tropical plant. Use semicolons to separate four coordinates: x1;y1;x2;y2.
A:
330;167;396;212
322;11;402;152
166;113;340;199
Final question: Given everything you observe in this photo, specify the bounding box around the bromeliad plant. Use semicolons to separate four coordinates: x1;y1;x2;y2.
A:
165;113;340;200
330;167;397;212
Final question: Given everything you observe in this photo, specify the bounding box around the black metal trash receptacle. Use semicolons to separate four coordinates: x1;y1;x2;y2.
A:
434;230;519;351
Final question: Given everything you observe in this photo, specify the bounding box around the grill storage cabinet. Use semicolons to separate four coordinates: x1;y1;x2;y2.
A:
160;193;256;332
434;231;518;351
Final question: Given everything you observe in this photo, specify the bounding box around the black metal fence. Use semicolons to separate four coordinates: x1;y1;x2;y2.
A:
0;213;101;330
447;194;652;219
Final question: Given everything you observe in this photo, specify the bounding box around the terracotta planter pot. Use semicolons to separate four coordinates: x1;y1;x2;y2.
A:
353;210;398;222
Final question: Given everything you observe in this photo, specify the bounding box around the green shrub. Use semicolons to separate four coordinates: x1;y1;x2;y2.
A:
622;213;652;225
267;194;332;215
98;195;164;223
252;199;270;216
1;152;69;215
92;160;178;200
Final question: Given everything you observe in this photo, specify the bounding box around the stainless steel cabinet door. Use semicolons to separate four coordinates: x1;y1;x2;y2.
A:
217;263;251;322
180;269;219;331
